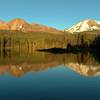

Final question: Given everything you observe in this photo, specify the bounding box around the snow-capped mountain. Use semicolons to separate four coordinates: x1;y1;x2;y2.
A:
65;19;100;33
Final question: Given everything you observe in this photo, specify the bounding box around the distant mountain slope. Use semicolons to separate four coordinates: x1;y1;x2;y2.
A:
0;18;61;34
8;18;34;31
65;19;100;33
0;20;9;30
31;23;60;33
0;20;5;24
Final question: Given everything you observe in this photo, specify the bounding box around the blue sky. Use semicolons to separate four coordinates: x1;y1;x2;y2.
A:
0;0;100;29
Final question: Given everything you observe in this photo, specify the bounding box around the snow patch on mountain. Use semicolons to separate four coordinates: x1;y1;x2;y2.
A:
65;19;100;33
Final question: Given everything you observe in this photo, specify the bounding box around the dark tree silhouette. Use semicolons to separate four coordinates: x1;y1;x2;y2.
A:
90;36;100;49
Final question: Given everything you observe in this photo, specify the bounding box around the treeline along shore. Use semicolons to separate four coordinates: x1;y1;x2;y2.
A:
0;30;100;51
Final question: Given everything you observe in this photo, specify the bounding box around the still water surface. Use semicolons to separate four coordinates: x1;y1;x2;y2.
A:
0;49;100;100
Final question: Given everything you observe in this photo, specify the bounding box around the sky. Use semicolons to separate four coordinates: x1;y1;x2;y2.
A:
0;0;100;30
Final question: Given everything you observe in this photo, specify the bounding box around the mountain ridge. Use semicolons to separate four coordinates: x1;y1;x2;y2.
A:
65;19;100;33
0;18;61;33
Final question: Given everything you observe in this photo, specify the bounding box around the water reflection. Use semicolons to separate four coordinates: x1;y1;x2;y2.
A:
0;48;100;77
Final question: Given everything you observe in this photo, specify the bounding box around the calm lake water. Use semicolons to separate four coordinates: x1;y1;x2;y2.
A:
0;49;100;100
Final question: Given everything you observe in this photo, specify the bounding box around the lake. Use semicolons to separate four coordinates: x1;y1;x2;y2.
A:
0;48;100;100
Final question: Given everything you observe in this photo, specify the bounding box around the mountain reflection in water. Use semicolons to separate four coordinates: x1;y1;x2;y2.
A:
0;48;100;77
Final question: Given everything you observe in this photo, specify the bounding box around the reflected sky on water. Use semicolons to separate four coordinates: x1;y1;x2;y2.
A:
0;49;100;100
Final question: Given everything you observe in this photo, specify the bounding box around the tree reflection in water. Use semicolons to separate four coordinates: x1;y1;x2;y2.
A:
0;48;100;77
